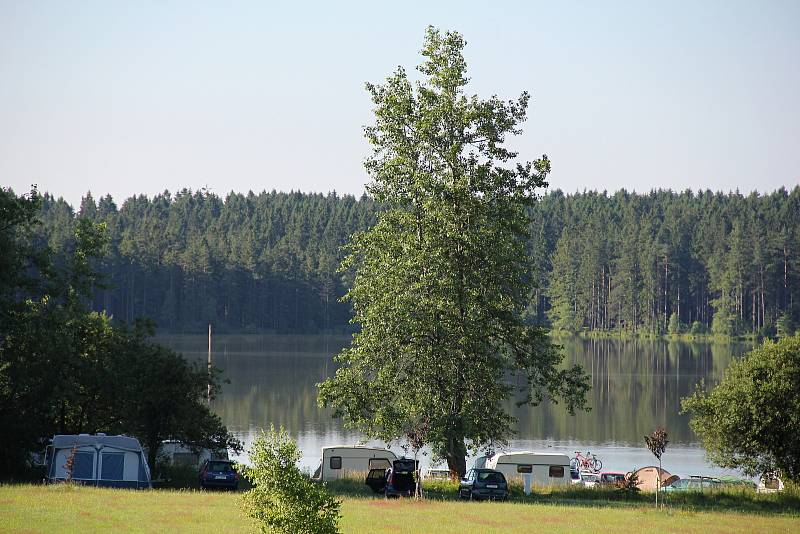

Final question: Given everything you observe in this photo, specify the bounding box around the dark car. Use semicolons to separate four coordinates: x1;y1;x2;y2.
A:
199;459;239;490
459;468;508;501
365;458;418;498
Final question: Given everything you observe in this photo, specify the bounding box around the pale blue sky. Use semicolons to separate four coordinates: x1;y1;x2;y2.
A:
1;0;798;207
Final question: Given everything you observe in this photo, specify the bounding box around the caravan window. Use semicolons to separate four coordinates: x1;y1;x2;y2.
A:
101;453;125;480
517;464;533;474
330;456;342;470
72;451;94;479
549;466;565;478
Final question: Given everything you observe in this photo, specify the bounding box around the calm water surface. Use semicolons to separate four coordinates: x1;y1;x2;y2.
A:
157;334;753;477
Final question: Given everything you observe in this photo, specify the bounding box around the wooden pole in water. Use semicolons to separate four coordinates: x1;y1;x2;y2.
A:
207;323;212;404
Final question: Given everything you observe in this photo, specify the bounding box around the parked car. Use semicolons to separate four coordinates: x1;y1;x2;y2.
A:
459;468;509;501
365;458;418;498
664;476;721;492
599;471;627;486
199;459;239;490
580;471;600;488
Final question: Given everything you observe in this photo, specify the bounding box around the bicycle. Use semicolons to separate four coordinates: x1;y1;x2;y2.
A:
572;451;603;473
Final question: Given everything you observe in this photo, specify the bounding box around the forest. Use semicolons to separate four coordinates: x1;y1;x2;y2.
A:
32;186;800;337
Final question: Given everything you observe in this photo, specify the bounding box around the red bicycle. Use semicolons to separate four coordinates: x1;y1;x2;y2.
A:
571;451;603;472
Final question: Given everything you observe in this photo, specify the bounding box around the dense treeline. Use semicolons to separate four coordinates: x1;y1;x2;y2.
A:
33;187;800;337
531;188;800;337
38;190;378;333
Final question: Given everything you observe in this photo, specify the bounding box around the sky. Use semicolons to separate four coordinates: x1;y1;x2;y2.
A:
1;0;798;207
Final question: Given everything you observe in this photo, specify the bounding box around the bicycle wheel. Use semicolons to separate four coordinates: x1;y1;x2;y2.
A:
592;458;603;472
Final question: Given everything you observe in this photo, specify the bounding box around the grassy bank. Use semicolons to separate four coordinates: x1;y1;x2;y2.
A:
2;484;799;534
548;329;763;343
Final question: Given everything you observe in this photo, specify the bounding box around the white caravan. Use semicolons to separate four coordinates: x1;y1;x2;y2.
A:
312;446;397;481
45;434;151;489
158;440;228;468
485;451;571;486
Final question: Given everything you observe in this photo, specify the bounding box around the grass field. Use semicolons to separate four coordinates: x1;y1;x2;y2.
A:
2;484;800;533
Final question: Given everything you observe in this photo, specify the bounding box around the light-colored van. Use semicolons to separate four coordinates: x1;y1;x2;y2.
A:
311;446;397;481
485;451;571;486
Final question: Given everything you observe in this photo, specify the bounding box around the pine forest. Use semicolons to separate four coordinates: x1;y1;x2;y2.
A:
33;186;800;338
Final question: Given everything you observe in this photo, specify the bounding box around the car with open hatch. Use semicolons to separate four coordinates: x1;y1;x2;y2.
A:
365;458;418;498
459;468;509;501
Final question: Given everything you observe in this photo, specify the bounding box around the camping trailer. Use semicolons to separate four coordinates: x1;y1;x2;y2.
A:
312;446;397;482
46;434;151;489
158;440;228;468
485;451;572;486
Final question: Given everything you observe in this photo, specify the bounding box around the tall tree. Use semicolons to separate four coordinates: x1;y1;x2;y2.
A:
317;27;589;477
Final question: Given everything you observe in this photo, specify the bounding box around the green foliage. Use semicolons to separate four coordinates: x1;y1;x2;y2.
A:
27;182;800;338
616;472;641;496
682;334;800;482
668;312;681;334
318;27;589;477
776;313;795;339
690;321;706;335
240;426;340;534
0;187;239;478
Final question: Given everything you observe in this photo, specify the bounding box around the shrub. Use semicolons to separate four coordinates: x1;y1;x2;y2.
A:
776;313;796;339
668;313;681;335
615;472;641;496
690;321;706;335
240;426;341;534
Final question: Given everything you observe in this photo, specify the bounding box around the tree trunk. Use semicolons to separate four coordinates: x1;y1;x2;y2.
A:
146;437;160;478
445;439;467;479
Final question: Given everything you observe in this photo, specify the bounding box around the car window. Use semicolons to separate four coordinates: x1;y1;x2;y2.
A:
208;461;232;472
477;471;505;483
394;461;416;473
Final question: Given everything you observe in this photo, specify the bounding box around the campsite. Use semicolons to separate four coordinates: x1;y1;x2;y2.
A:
3;1;800;532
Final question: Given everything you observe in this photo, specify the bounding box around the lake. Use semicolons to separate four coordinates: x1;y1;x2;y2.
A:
157;334;754;477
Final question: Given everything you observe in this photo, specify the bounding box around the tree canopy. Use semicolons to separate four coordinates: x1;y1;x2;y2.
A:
682;334;800;482
27;185;800;338
0;186;239;478
317;27;589;476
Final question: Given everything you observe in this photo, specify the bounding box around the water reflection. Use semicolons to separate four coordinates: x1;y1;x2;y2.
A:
157;334;751;475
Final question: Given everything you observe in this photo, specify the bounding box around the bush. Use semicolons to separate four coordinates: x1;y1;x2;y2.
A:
682;334;800;482
690;321;706;335
240;426;341;534
668;313;682;335
615;472;641;496
777;313;796;339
